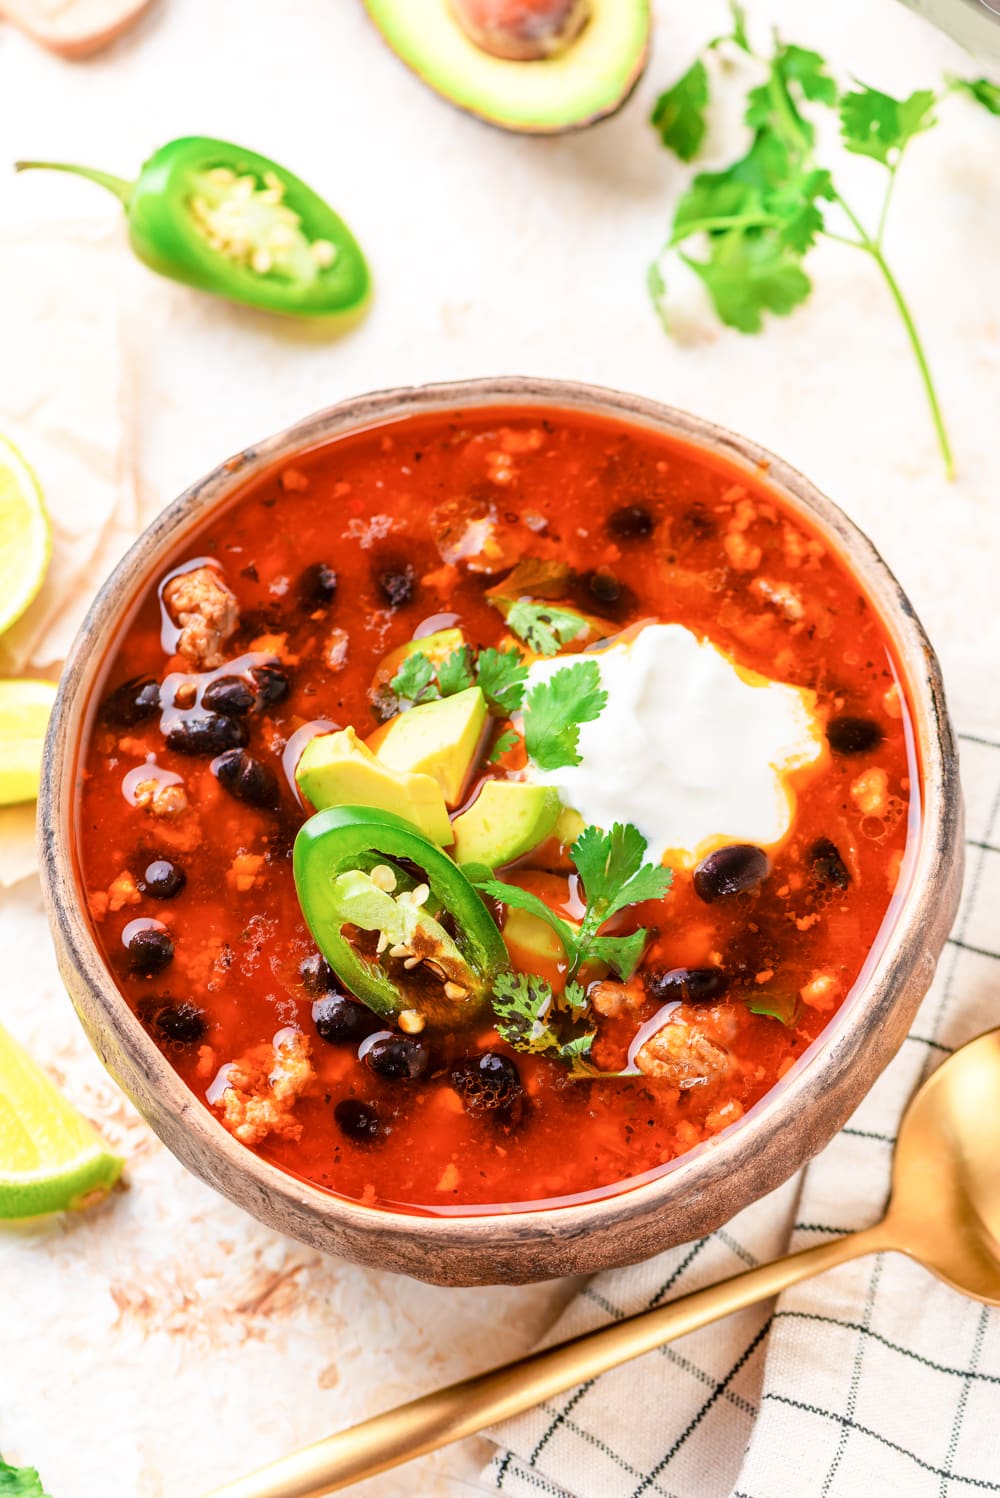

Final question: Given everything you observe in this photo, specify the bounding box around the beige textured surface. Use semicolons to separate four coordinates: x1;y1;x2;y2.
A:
0;0;997;1493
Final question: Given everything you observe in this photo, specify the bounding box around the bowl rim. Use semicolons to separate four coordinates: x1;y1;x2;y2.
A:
39;376;963;1263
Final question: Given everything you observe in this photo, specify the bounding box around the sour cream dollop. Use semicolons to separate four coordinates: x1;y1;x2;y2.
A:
523;623;825;864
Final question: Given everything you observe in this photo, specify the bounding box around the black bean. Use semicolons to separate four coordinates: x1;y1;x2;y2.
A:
140;999;206;1044
809;836;850;889
100;675;161;728
644;967;729;1005
313;993;375;1045
300;952;336;996
165;713;248;756
299;562;338;607
334;1097;381;1143
138;859;186;900
585;568;622;606
376;563;416;608
826;715;883;756
127;926;174;974
693;844;770;903
607;504;654;540
202;675;256;717
677;505;716;542
451;1052;524;1117
214;749;279;808
363;1034;429;1080
251;664;290;709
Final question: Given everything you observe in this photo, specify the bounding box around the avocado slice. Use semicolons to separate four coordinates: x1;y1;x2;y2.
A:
295;726;452;844
452;781;561;867
363;0;651;135
369;687;488;808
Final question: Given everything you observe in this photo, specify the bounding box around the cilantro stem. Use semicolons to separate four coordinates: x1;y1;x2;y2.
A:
828;185;955;478
875;162;900;248
868;243;955;478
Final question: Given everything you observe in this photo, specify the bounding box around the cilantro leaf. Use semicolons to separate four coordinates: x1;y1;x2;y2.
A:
522;659;607;771
437;646;475;696
954;76;1000;116
682;231;811;333
476;646;528;715
489;728;520;764
651;59;710;162
505;600;591;656
767;167;835;252
747;991;800;1025
572;822;673;931
779;44;839;108
725;1;750;54
472;876;578;953
490;973;596;1074
390;651;437;704
840;84;937;165
586;929;650;982
647;258;670;331
0;1457;52;1498
480;819;672;980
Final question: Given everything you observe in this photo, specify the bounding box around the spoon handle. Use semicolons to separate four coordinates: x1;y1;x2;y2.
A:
204;1223;890;1498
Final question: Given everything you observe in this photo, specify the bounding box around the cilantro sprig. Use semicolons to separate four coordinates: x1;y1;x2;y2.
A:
475;820;672;981
648;3;999;477
391;644;527;716
491;973;597;1075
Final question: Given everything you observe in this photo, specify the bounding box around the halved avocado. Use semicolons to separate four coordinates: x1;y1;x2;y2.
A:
362;0;651;135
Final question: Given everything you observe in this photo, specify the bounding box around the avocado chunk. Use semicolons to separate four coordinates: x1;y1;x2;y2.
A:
295;726;452;844
369;686;487;808
363;0;651;135
452;781;561;867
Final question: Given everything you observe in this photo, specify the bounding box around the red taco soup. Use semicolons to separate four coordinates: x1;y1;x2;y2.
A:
72;399;923;1219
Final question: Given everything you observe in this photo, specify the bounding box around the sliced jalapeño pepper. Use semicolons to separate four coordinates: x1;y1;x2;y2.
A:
15;137;369;319
293;806;509;1029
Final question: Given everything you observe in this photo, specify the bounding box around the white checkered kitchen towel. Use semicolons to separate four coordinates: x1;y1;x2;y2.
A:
483;741;1000;1498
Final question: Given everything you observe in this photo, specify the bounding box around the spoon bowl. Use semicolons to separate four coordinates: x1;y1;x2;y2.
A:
886;1028;1000;1303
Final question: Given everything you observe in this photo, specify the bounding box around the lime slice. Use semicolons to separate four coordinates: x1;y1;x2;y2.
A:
0;679;58;806
0;436;50;638
0;1021;123;1220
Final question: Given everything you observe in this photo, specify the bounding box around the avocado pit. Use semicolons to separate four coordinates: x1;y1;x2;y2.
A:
449;0;590;60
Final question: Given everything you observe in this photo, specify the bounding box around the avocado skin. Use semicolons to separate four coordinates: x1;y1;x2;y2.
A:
362;0;651;136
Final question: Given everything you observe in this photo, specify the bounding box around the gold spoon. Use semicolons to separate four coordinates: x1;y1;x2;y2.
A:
205;1026;1000;1498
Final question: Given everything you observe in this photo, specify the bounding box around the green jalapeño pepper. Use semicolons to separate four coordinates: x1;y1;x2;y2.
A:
15;137;369;319
293;805;509;1030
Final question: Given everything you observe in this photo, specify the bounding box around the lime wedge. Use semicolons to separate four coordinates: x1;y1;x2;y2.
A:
0;1021;123;1220
0;436;51;638
0;679;58;806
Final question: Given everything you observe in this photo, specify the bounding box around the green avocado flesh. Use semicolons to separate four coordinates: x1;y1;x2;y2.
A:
363;0;651;133
452;781;561;867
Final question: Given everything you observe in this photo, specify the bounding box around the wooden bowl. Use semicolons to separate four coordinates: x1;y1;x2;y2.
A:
39;378;964;1286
